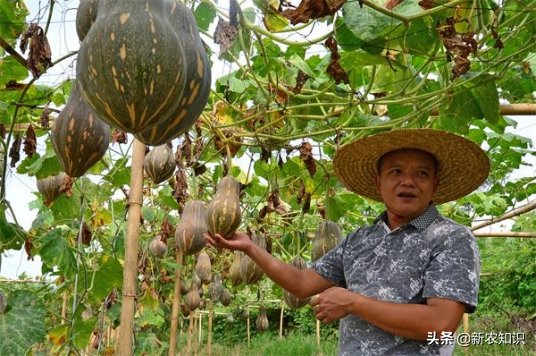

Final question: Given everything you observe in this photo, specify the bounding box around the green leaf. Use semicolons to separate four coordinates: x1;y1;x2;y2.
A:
141;206;157;223
72;313;97;349
49;192;82;222
342;1;402;50
0;205;25;252
103;157;131;187
470;75;500;124
335;17;365;52
34;228;77;275
135;332;166;356
0;289;46;356
325;196;345;223
16;140;63;178
287;55;316;78
0;0;29;41
194;1;216;32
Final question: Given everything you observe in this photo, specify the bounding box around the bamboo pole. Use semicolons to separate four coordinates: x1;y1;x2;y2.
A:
316;319;320;345
61;290;68;325
169;249;184;356
471;201;536;232
208;299;213;356
279;300;284;339
197;309;202;355
118;139;146;356
187;313;194;356
430;103;536;116
247;306;251;346
463;313;470;355
473;231;536;238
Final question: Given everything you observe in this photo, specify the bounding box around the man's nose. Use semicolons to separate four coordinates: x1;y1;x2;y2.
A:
400;172;416;186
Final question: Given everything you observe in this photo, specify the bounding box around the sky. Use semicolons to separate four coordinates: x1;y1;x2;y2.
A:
1;0;535;279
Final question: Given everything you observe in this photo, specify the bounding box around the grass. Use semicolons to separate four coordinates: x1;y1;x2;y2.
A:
176;313;535;356
452;313;536;356
183;333;338;356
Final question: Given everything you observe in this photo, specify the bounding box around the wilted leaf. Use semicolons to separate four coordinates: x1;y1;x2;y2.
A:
214;17;237;57
282;0;345;25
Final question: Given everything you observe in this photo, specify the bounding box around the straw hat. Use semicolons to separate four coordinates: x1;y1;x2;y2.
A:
333;129;490;204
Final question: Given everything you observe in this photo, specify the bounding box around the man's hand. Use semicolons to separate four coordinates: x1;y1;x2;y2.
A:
204;231;252;252
310;286;354;323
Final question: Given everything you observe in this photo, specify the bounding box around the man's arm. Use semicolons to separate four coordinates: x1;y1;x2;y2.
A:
205;232;334;298
311;287;466;340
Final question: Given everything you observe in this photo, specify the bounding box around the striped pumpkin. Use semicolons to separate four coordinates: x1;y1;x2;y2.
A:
76;0;99;41
36;172;67;204
205;176;242;239
134;1;211;145
283;257;311;309
143;144;176;184
175;200;208;256
239;233;265;284
311;220;343;262
76;0;188;134
51;81;110;178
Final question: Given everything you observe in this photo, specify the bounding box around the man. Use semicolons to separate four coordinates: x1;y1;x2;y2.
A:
205;129;490;355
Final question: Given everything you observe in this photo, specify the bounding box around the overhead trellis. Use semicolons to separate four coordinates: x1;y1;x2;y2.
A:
0;0;535;354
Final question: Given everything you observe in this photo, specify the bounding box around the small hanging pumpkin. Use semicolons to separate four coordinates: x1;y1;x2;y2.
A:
143;144;176;184
175;200;208;256
36;172;67;204
311;220;343;262
206;176;242;239
51;81;110;178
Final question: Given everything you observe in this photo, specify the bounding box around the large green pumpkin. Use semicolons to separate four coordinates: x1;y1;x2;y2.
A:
134;2;211;145
76;0;188;134
51;81;110;177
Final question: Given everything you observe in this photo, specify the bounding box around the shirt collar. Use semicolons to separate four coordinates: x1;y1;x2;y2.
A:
375;203;440;232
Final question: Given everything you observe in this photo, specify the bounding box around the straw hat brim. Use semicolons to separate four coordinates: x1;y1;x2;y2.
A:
333;129;490;204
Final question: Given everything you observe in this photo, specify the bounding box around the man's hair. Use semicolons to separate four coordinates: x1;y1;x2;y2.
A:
377;148;439;174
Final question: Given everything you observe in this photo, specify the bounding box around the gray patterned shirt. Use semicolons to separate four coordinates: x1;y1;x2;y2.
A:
312;204;480;355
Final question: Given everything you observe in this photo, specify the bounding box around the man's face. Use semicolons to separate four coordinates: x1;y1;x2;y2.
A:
374;149;439;224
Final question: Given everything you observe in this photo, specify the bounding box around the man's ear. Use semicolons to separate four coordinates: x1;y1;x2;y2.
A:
374;175;381;194
433;177;439;194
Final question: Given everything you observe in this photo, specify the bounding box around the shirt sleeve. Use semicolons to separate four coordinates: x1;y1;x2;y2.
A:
422;225;481;313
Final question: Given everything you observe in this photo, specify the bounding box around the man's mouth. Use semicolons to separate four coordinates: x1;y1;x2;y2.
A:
397;192;417;198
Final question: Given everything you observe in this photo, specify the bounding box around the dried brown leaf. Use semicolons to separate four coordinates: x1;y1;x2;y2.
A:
40;106;51;129
300;141;317;177
111;129;128;144
173;169;189;205
23;124;37;157
214;17;237;57
282;0;345;25
20;23;52;78
9;135;22;167
59;175;74;197
325;37;349;85
292;71;311;94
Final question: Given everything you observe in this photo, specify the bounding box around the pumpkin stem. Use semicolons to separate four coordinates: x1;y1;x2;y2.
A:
225;144;233;173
